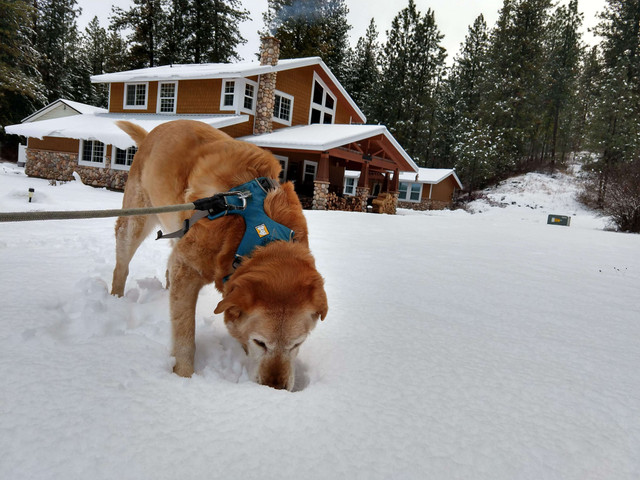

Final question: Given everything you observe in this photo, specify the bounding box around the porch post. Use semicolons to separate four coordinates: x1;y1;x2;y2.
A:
389;168;400;215
312;152;330;210
355;161;370;212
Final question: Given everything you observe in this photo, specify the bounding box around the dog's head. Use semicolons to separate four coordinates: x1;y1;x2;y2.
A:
214;242;328;391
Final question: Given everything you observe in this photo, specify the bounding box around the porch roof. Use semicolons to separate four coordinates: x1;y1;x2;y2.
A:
240;124;419;173
399;168;463;189
5;113;248;150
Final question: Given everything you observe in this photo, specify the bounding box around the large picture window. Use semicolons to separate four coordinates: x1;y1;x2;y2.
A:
124;83;148;109
79;140;105;167
398;182;422;202
309;73;336;125
157;82;177;113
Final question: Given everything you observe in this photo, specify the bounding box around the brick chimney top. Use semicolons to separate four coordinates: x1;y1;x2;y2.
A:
259;36;280;66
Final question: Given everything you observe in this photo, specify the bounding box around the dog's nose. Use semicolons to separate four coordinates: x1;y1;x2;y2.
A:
262;377;289;390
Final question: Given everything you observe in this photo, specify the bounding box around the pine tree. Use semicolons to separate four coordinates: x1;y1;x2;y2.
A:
543;0;582;167
188;0;249;63
110;0;166;68
0;0;47;144
374;0;446;166
263;0;351;78
80;16;109;106
445;14;492;191
35;0;82;102
342;18;381;120
587;0;640;207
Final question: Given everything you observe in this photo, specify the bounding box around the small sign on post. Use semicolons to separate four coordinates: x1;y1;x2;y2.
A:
547;214;571;226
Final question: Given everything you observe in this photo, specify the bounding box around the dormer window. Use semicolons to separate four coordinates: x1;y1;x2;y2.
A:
220;79;258;114
309;73;336;124
123;82;148;109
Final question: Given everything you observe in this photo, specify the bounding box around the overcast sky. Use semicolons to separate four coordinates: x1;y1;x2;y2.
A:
76;0;607;64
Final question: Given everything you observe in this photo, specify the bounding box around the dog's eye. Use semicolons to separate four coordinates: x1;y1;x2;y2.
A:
253;339;267;351
291;341;303;351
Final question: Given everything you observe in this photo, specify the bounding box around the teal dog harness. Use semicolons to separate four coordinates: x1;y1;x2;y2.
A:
156;177;294;281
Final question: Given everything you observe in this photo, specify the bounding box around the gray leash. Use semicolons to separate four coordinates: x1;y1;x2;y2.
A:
0;190;244;224
0;203;197;223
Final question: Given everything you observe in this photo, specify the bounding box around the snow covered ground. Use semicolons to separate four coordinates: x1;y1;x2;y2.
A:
1;162;639;479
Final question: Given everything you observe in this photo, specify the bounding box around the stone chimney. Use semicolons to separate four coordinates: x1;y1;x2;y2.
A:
254;37;280;135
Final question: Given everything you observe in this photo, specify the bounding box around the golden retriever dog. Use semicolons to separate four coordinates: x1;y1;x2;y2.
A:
111;120;328;390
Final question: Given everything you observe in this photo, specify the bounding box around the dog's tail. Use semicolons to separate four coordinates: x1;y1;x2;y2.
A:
116;121;148;146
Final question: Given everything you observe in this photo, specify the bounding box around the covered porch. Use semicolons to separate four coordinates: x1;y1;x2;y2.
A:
240;124;419;213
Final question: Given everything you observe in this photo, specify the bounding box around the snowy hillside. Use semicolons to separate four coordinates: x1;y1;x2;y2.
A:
1;162;639;480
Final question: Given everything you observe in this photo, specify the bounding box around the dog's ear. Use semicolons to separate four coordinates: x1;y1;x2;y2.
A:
214;285;251;322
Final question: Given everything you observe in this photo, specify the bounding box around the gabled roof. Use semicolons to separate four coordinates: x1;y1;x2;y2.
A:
399;167;463;189
240;124;419;173
5;113;248;150
21;99;107;123
90;57;366;123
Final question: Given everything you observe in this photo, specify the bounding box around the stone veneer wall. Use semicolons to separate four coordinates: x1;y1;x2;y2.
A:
312;181;330;210
25;149;128;190
355;187;369;212
397;199;450;211
254;37;280;135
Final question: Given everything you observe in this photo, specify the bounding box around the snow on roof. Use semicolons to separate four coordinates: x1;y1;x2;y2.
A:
90;57;366;124
240;124;419;172
21;99;107;123
399;167;463;188
5;113;248;149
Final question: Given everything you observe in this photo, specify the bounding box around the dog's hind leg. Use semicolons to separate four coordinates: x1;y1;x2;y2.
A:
111;188;157;297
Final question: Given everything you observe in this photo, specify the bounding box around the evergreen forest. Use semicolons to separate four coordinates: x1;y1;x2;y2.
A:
1;0;639;231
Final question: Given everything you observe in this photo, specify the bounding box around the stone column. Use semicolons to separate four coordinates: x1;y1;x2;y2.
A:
312;181;330;210
355;186;369;212
254;37;280;135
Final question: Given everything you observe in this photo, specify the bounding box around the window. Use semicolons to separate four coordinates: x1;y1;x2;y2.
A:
303;160;318;183
273;91;294;125
112;146;138;171
220;79;257;113
274;155;288;182
309;74;336;125
157;82;177;113
222;81;235;109
79;140;105;167
398;182;422;202
124;83;148;109
243;83;255;110
344;177;357;196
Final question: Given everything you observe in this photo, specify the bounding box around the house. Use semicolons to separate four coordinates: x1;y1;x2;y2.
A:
14;99;107;167
5;37;419;212
397;168;463;210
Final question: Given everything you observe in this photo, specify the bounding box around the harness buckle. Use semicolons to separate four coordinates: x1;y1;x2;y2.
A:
223;190;251;211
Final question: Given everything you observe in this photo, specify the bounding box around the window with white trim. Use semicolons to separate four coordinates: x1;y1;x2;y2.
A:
124;82;148;109
274;155;288;182
157;82;177;113
303;160;318;183
220;79;258;114
112;146;138;171
79;140;105;167
398;182;422;202
273;91;294;125
222;80;236;109
309;74;336;124
344;177;357;196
